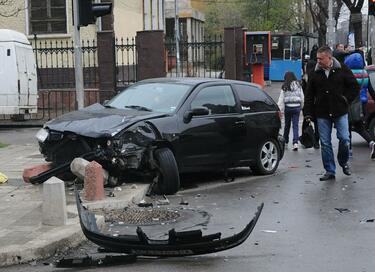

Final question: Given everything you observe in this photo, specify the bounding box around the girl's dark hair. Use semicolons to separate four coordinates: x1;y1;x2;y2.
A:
282;71;297;92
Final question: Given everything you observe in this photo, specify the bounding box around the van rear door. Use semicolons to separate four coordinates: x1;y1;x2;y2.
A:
15;44;37;112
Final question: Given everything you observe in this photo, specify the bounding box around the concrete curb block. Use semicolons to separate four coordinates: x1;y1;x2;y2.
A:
0;213;104;267
0;184;148;267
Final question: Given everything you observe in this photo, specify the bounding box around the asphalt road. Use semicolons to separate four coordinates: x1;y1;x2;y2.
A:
3;130;374;272
2;83;375;271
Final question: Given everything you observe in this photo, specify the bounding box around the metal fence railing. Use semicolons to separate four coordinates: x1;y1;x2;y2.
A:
0;90;116;121
165;35;224;78
31;35;99;90
115;37;137;89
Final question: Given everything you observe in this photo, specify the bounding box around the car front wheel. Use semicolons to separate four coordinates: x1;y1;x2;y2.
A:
250;139;280;175
154;148;180;195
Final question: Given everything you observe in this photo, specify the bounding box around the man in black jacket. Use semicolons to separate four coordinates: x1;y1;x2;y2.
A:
304;46;359;181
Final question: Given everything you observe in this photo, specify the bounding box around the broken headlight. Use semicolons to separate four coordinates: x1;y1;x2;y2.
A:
35;128;49;143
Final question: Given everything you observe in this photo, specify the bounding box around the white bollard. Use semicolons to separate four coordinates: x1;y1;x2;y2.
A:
42;177;67;226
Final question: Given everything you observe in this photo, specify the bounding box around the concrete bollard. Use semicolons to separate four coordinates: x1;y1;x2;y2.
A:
42;177;67;226
84;161;105;201
71;158;109;182
23;163;52;183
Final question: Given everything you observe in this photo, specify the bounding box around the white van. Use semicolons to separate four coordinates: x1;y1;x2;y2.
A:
0;29;37;118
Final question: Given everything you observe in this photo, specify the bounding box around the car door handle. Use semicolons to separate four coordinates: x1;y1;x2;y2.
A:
235;120;245;125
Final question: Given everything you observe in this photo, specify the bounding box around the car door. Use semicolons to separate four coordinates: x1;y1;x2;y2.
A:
233;84;280;160
177;84;246;170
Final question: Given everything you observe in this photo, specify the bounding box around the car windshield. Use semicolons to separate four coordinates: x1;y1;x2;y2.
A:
108;83;191;113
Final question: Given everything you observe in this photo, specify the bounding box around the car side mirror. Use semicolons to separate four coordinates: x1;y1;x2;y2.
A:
183;107;209;123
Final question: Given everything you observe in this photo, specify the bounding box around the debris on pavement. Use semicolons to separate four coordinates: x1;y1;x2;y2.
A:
156;195;170;206
137;199;153;207
335;208;351;213
360;218;375;223
0;172;8;184
107;191;115;197
260;230;277;233
179;198;189;205
56;254;137;268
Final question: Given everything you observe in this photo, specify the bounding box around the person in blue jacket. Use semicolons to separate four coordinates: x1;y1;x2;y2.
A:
344;52;375;159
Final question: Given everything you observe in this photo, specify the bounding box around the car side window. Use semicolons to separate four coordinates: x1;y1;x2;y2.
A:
191;85;237;115
234;84;275;113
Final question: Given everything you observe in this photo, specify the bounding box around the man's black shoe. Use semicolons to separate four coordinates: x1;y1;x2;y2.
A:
319;173;335;181
342;164;352;176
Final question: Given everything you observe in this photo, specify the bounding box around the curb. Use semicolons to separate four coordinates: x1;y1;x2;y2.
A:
0;184;148;267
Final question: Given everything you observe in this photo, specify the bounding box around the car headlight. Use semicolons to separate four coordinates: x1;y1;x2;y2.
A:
36;128;49;143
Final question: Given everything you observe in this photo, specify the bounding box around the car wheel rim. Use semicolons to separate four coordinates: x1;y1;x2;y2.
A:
260;141;278;171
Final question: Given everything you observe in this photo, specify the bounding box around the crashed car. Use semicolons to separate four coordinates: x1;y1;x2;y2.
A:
35;78;284;194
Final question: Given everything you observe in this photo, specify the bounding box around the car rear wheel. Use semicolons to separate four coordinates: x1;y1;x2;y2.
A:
369;118;375;140
250;139;280;175
154;148;180;195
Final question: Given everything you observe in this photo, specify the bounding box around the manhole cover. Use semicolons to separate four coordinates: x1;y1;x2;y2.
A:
93;208;181;225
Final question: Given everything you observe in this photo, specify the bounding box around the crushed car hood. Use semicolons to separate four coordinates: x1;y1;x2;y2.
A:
45;103;167;138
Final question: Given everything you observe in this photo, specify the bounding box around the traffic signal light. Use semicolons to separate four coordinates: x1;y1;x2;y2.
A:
78;0;112;27
369;0;375;16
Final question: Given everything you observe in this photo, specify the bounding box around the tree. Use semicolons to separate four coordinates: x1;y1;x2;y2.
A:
0;0;24;17
341;0;364;47
204;0;247;37
204;0;305;36
304;0;343;46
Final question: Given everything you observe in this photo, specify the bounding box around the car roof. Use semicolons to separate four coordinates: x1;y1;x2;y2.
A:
138;77;262;88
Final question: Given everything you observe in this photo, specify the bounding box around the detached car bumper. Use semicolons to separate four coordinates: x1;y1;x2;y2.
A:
75;188;264;257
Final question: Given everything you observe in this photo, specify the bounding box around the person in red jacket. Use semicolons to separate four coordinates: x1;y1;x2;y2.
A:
304;46;359;181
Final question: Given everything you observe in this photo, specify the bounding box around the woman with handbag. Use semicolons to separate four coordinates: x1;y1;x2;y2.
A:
278;71;304;151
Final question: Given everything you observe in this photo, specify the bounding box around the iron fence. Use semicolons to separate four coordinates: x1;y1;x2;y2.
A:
115;37;137;89
0;90;116;121
165;36;224;78
31;35;99;90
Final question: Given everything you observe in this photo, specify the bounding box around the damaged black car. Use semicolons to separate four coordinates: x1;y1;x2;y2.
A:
35;78;284;194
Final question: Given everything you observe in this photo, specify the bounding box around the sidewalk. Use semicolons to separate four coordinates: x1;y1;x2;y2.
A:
0;143;149;267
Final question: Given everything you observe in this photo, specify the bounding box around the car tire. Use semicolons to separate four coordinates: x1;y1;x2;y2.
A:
154;148;180;195
369;118;375;140
250;139;280;175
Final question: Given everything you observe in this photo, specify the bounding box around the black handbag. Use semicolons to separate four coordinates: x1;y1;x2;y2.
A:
299;120;315;148
348;95;363;123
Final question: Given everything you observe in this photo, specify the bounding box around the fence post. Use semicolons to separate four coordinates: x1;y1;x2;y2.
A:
97;30;116;102
136;30;166;80
224;27;246;81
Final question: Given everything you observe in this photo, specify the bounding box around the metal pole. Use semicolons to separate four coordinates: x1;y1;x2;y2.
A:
174;0;180;76
73;0;84;109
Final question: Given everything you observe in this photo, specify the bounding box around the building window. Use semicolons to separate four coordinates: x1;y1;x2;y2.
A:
29;0;67;34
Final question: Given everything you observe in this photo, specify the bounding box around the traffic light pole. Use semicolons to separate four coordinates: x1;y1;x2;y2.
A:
73;0;84;110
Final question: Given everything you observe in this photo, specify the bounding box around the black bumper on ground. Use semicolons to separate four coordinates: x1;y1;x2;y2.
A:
75;189;263;257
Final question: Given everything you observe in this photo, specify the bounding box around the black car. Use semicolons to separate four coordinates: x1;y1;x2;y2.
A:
36;78;284;194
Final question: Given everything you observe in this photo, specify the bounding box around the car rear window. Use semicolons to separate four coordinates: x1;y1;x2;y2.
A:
234;84;276;113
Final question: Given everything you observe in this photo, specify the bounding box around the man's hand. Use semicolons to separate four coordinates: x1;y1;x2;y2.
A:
304;116;312;123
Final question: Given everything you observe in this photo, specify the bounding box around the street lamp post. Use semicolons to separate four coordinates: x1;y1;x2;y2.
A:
174;0;180;76
73;0;84;110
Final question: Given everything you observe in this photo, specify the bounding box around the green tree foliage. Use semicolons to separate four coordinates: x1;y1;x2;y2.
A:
204;0;303;36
